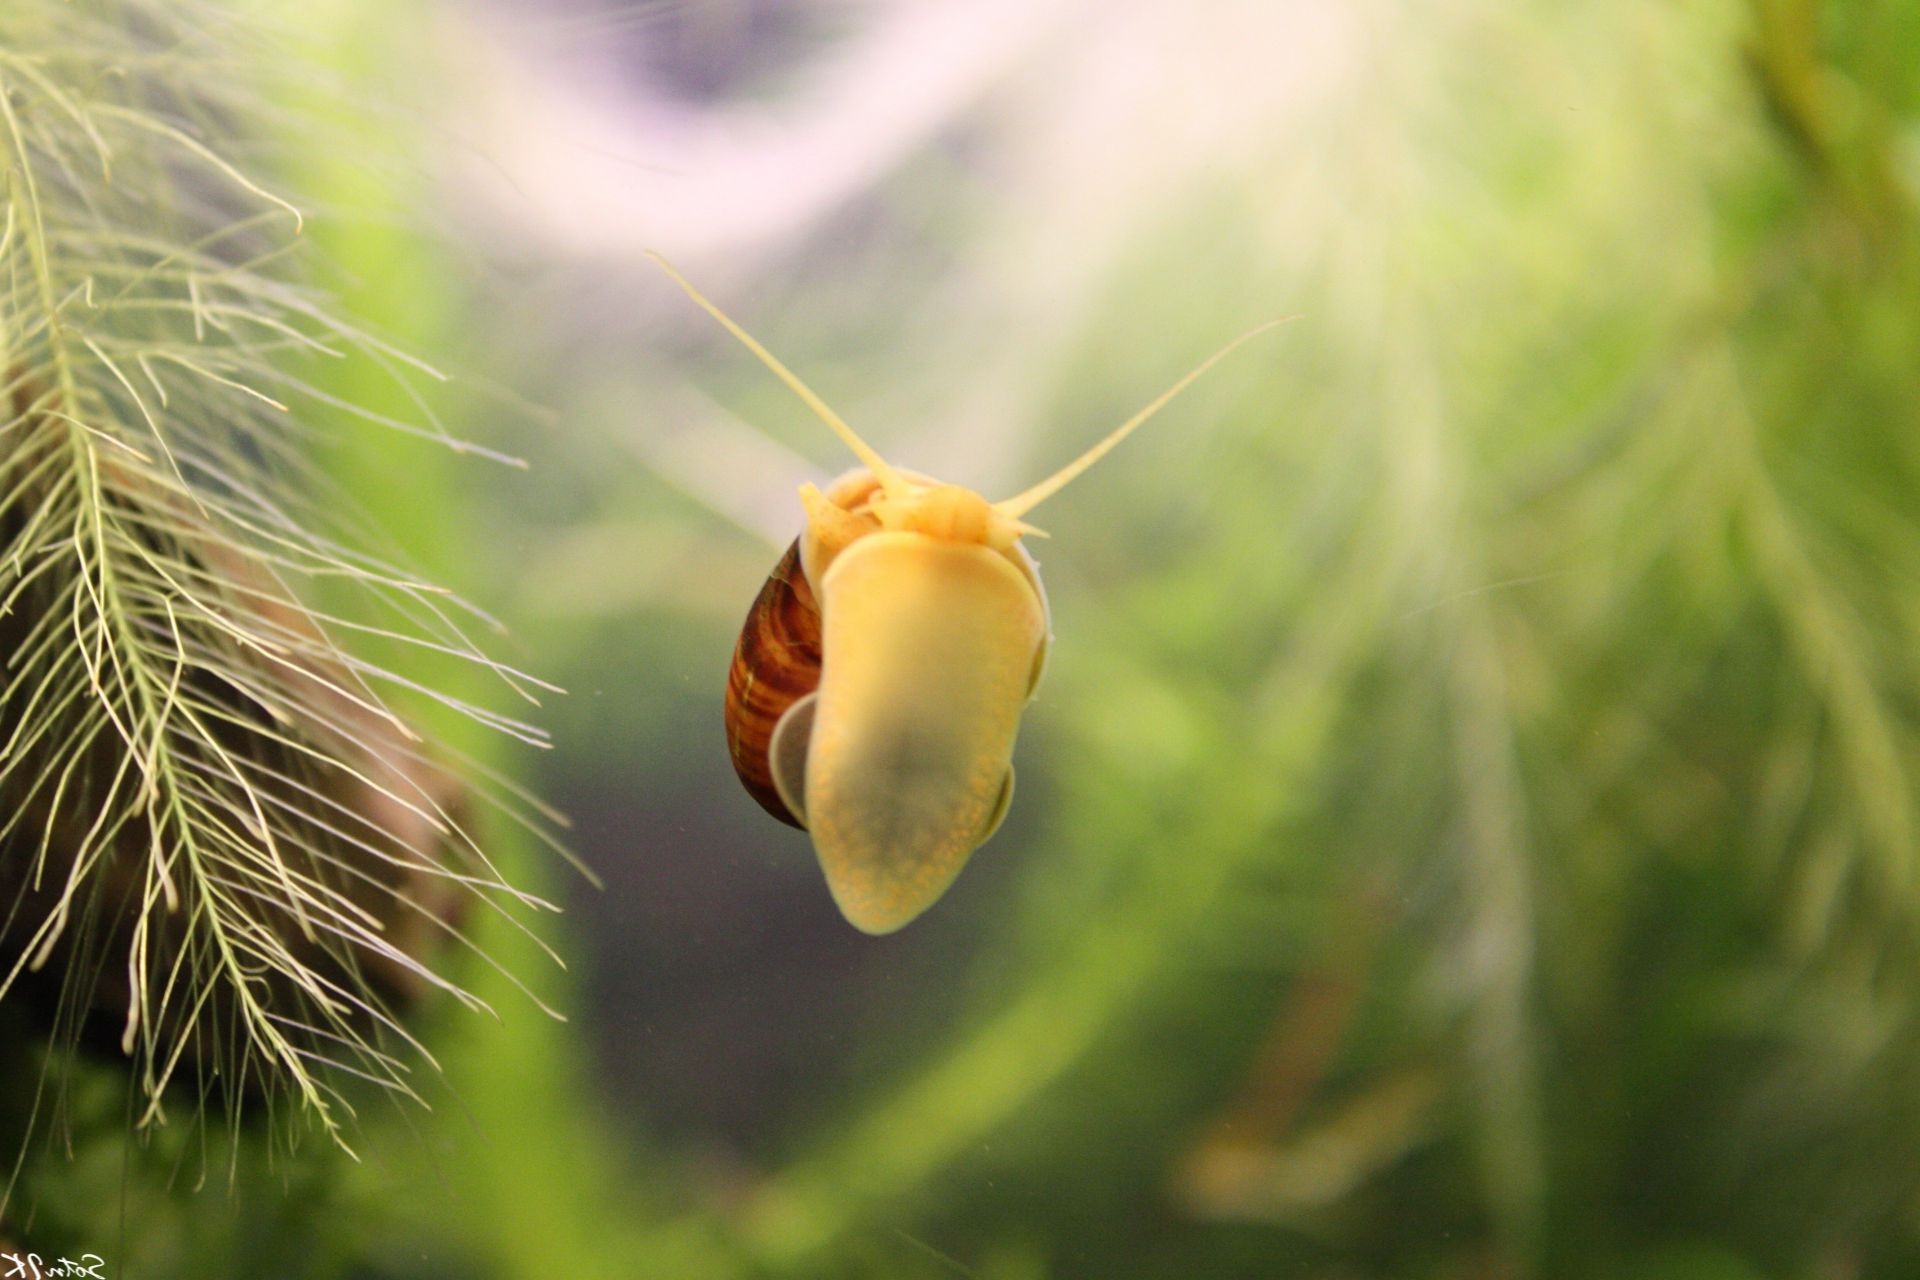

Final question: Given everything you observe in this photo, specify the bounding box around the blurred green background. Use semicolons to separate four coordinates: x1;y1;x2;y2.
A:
14;0;1920;1276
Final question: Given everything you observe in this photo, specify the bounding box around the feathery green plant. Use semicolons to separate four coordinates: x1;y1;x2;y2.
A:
0;0;561;1185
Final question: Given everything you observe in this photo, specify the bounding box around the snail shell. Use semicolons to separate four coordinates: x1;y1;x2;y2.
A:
724;538;821;828
724;469;898;828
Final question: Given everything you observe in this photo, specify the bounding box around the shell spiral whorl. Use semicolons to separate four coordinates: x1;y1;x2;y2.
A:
724;540;822;827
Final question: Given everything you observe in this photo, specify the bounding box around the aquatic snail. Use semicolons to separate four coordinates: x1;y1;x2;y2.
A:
719;468;1048;934
652;253;1285;934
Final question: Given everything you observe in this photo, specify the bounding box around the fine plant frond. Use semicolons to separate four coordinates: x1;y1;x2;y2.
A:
0;0;559;1171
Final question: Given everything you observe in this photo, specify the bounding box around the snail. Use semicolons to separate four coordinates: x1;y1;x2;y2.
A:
653;254;1282;934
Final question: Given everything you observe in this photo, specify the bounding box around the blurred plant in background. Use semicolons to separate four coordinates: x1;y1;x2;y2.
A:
430;0;1920;1276
8;0;1920;1277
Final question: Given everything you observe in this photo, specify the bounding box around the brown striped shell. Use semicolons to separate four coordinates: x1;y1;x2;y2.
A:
724;539;821;827
723;469;893;827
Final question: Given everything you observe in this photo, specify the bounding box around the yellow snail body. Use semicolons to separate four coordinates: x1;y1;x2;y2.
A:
658;253;1283;933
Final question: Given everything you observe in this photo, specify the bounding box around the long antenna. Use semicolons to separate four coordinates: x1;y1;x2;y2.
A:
648;252;909;498
994;317;1293;519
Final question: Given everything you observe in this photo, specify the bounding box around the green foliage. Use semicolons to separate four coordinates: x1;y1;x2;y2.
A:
0;0;559;1230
